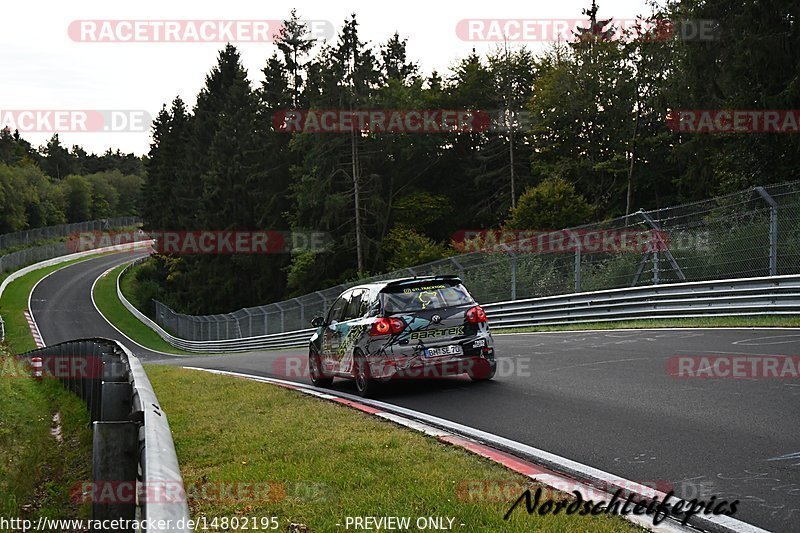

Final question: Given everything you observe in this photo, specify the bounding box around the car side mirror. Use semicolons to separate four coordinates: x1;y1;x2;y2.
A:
311;316;325;328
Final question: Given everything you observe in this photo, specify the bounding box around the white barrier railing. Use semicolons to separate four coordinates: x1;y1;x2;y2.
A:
116;259;800;353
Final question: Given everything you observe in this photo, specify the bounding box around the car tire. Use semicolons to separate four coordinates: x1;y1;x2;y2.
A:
309;349;333;388
467;359;496;381
354;351;377;398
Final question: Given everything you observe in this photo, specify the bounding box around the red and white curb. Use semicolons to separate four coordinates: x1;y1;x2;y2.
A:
182;367;768;533
24;309;45;348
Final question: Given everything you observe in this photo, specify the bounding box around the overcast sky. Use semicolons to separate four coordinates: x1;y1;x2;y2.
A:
1;0;651;155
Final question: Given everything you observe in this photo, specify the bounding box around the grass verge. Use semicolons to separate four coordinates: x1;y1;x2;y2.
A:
146;365;641;532
497;315;800;334
0;258;94;521
0;257;93;353
93;262;194;355
0;348;92;521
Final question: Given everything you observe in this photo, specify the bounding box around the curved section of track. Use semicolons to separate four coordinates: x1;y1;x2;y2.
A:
30;251;800;532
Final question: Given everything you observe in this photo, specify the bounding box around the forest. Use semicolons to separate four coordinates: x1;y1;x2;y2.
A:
0;129;144;233
7;1;798;315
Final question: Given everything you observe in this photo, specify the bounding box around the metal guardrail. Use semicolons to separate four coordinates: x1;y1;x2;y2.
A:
19;338;190;532
482;275;800;329
117;258;312;353
117;259;800;353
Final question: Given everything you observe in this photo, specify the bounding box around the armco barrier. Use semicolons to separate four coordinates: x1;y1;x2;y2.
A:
115;257;311;353
19;338;190;532
483;274;800;329
116;258;800;353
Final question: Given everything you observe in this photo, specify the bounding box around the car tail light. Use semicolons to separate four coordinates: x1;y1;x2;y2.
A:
465;305;487;324
370;317;405;336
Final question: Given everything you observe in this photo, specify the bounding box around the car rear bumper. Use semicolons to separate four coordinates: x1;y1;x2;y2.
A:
367;349;495;380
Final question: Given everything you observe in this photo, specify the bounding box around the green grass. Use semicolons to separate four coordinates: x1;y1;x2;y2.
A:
0;257;93;353
93;262;195;355
0;258;94;521
0;348;92;521
146;365;641;532
497;315;800;334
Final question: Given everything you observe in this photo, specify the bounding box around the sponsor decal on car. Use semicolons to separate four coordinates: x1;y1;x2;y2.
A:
408;326;465;340
402;284;447;293
337;324;367;357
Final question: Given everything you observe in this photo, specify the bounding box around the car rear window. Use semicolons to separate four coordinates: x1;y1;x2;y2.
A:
380;281;474;313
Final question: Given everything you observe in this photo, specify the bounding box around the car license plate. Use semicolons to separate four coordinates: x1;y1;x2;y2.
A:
425;345;462;358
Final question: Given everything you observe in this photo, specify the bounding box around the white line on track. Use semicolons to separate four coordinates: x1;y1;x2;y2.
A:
89;263;193;358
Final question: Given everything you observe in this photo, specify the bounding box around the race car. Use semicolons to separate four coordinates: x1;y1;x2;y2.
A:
307;275;496;397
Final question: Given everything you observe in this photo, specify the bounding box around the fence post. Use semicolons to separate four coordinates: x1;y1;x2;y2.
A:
449;257;465;279
314;291;328;322
275;302;286;333
755;186;778;276
653;251;660;284
574;243;582;293
511;254;517;300
293;298;304;330
638;209;685;281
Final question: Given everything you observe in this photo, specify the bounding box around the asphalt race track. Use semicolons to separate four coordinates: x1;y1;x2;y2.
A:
30;251;800;532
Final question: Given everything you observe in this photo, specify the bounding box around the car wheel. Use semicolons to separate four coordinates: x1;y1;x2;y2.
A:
467;359;496;381
354;351;377;398
309;349;333;388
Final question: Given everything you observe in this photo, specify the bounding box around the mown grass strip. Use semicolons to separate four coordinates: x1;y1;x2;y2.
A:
0;257;91;353
146;365;640;532
93;262;194;355
0;258;94;521
0;349;92;521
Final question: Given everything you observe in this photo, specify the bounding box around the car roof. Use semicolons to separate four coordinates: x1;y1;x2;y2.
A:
347;275;463;293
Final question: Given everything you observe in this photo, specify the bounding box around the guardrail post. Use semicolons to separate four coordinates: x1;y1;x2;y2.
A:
91;421;138;529
100;382;133;421
755;186;778;276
